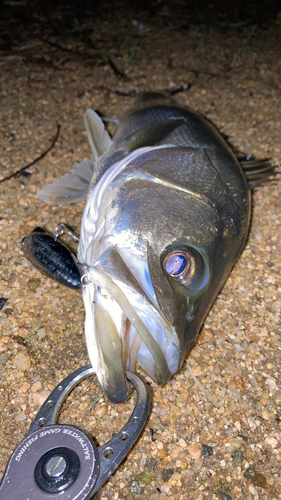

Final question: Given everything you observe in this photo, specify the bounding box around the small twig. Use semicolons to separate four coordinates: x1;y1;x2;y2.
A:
70;319;84;328
107;58;128;79
23;325;45;344
88;48;121;59
39;37;124;72
39;37;90;59
186;359;220;408
114;89;136;97
38;37;127;79
232;25;257;63
89;393;105;411
0;124;60;183
13;40;44;51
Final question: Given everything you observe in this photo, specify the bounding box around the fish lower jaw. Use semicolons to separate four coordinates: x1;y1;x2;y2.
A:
90;319;180;401
126;322;180;382
82;273;179;402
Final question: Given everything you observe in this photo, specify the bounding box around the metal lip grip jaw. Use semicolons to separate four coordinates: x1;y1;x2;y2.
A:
0;366;150;500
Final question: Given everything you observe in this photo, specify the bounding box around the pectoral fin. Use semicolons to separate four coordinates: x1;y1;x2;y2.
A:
84;109;113;157
38;158;96;204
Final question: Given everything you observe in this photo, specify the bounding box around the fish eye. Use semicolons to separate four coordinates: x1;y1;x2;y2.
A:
163;248;196;285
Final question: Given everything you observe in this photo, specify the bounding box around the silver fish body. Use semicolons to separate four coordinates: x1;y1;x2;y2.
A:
39;95;250;403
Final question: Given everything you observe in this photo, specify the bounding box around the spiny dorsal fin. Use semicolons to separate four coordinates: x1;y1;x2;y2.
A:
84;109;113;157
38;158;96;204
134;92;176;108
127;118;186;153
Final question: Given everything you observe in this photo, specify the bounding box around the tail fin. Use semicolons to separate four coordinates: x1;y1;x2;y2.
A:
239;156;278;188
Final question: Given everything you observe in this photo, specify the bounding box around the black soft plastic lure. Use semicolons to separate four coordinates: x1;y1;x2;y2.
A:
22;227;82;289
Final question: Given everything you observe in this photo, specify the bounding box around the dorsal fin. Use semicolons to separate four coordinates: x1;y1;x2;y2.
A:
38;158;96;204
132;92;177;110
127;118;186;153
84;109;113;157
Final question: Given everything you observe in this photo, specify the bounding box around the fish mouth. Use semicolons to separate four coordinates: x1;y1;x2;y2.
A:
80;247;180;403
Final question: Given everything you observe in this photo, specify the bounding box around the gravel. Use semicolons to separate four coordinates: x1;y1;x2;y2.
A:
0;3;280;499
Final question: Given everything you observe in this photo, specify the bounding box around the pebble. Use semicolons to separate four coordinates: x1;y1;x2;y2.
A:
218;491;232;500
94;406;108;419
251;473;267;488
190;348;200;358
261;410;271;420
244;467;255;479
130;480;141;494
0;317;12;331
234;377;244;389
234;421;241;431
0;298;8;310
20;382;30;393
32;391;51;406
15;412;27;422
178;438;187;448
162;468;174;482
266;376;277;392
232;449;243;463
247;417;259;431
157;449;167;458
265;436;278;448
248;484;258;496
0;354;7;364
202;444;214;458
28;278;41;290
192;365;202;376
145;458;157;470
170;448;180;459
187;445;201;459
4;308;13;315
31;381;42;392
13;351;31;371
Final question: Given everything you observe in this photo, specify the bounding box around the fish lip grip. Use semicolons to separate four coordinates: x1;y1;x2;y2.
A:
0;366;150;500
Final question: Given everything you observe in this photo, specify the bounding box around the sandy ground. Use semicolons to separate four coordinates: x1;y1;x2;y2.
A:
0;4;281;499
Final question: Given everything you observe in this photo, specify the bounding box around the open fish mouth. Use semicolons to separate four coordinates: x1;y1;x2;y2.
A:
80;247;180;403
76;145;182;403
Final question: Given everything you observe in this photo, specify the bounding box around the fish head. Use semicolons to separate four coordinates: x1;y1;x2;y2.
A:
78;146;247;403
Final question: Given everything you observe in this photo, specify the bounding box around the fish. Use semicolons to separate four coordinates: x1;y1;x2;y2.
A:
37;93;275;403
